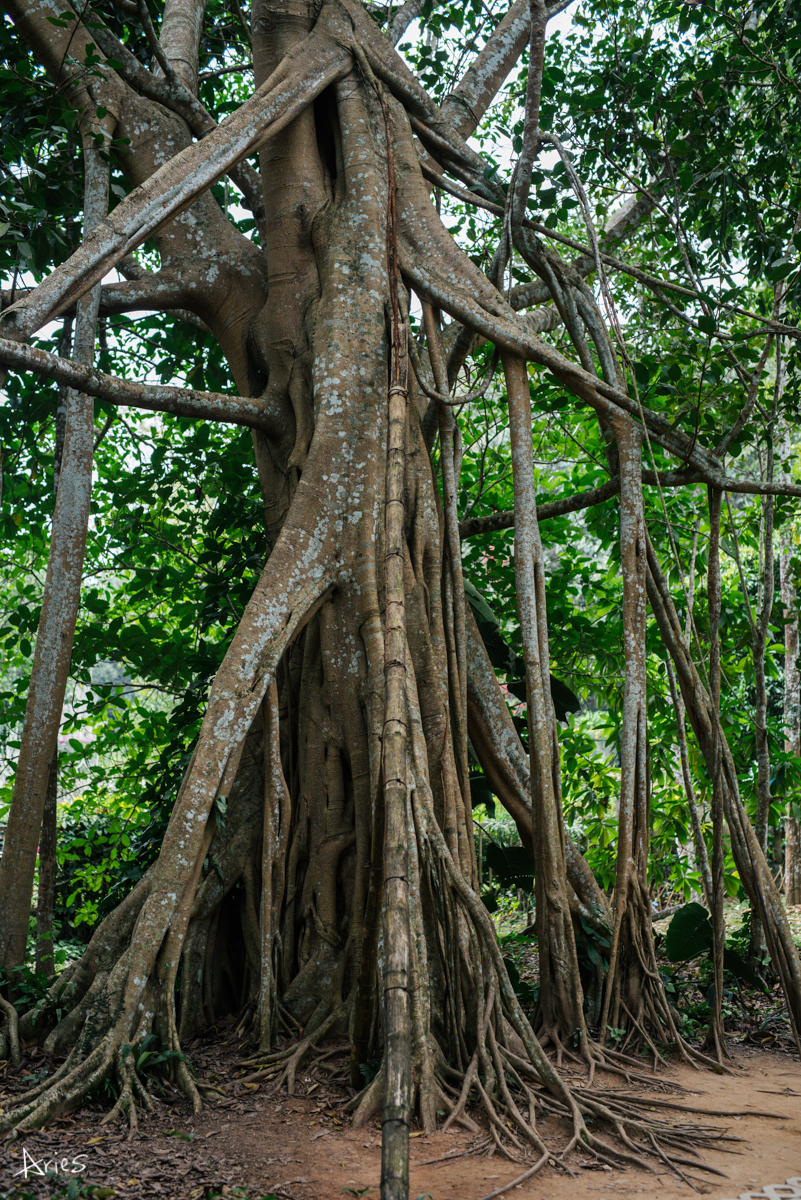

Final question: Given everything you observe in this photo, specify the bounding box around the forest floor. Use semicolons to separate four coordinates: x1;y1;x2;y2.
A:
1;904;800;1200
1;1023;800;1200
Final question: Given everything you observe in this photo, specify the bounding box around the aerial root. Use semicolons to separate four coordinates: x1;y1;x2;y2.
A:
306;1043;349;1074
174;1052;203;1114
0;983;211;1137
475;1152;551;1200
595;1043;690;1089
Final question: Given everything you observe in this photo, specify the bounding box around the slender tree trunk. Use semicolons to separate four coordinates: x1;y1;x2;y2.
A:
666;659;713;906
381;322;411;1200
748;383;778;962
501;352;587;1051
422;302;475;885
646;534;801;1044
669;513;713;906
599;418;668;1052
705;486;727;1057
0;128;110;970
781;526;801;905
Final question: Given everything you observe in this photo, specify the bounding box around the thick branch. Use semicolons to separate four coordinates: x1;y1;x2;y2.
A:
87;10;266;228
2;278;209;330
442;0;529;138
157;0;207;94
388;0;425;44
0;26;350;343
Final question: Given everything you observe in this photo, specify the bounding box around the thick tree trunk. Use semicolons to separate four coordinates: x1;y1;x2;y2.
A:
34;754;58;980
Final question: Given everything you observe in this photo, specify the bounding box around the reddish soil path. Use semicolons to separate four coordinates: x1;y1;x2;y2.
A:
1;1044;799;1199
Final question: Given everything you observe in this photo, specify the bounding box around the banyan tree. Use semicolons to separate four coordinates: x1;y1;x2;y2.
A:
0;0;800;1193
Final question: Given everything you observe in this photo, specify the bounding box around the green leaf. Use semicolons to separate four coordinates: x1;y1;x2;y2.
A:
470;773;495;816
766;257;796;282
723;947;768;992
464;579;499;626
478;620;515;673
550;675;581;722
665;902;713;962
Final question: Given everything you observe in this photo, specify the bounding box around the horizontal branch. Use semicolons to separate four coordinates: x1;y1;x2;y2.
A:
0;336;274;431
2;276;209;328
459;477;620;537
459;467;801;539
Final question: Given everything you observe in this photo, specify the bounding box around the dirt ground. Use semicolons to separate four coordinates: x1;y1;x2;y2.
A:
1;1033;800;1200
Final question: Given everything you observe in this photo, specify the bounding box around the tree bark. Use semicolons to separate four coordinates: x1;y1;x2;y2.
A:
34;754;58;980
705;486;727;1057
781;526;801;906
501;353;586;1049
380;324;411;1200
597;419;682;1058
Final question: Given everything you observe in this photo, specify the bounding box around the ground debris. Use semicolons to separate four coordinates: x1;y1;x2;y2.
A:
0;1033;799;1199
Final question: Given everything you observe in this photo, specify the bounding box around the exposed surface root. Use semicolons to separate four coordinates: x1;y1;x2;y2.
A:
239;1001;350;1094
0;995;20;1067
